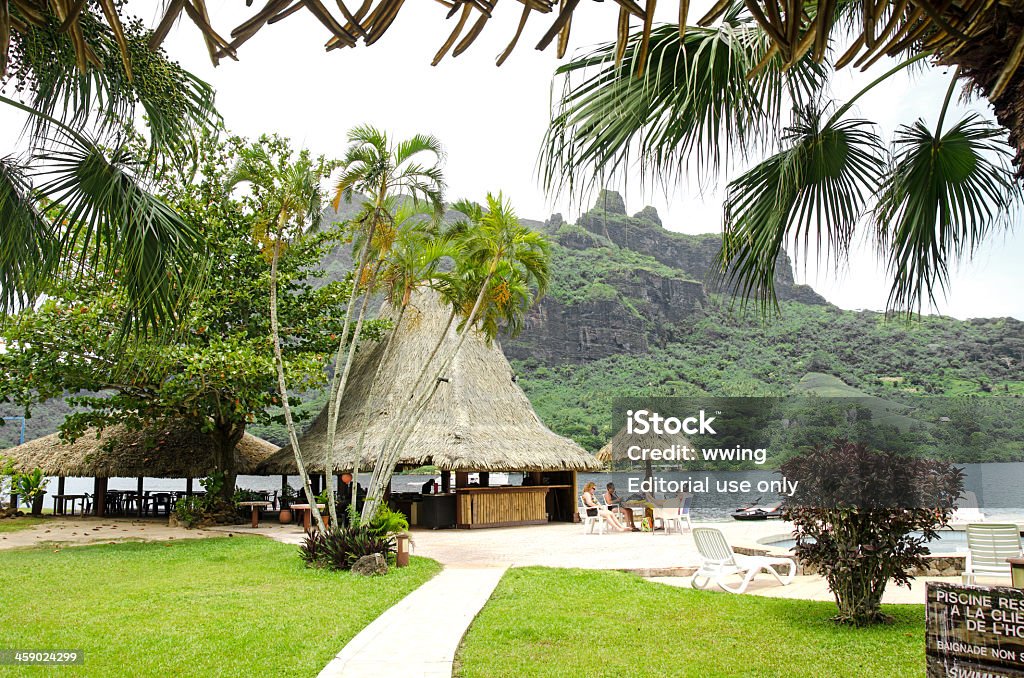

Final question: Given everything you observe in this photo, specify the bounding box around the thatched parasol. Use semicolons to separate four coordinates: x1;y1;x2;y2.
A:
2;426;279;478
258;289;600;475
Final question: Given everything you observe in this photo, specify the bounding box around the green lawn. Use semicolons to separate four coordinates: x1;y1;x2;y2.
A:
0;516;47;533
0;537;440;677
456;568;925;678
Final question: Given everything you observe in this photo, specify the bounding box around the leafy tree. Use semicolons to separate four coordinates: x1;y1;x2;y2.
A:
543;5;1021;314
229;135;338;527
1;4;218;331
0;135;381;500
781;440;963;626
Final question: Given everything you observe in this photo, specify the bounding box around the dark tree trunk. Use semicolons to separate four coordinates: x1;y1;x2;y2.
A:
211;422;244;502
936;4;1024;177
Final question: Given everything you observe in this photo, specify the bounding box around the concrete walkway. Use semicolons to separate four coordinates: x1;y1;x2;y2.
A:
318;565;507;678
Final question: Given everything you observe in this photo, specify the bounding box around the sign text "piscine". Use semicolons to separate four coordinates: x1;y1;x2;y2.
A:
626;409;717;436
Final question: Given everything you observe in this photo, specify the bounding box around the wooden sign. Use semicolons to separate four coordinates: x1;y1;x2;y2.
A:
927;582;1024;676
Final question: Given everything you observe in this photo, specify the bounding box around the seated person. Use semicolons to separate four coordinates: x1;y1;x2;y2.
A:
581;482;628;531
603;482;639;531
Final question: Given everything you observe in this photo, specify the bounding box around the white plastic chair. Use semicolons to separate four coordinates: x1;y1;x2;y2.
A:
962;523;1022;584
653;505;683;534
691;527;796;593
678;495;693;531
578;497;607;535
650;496;693;534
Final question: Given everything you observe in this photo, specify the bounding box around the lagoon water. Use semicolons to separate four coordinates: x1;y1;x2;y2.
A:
39;462;1024;522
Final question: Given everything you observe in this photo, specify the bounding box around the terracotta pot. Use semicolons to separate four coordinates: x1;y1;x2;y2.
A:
279;508;293;525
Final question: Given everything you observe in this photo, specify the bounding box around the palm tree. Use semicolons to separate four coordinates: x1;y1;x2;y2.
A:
321;125;445;525
1;6;218;333
361;192;550;521
346;203;462;508
230;138;331;532
543;5;1020;314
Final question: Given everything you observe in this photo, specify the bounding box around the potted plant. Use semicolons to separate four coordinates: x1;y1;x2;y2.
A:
278;485;297;524
15;468;49;516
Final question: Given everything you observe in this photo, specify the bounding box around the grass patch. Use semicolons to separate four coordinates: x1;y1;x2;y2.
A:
0;516;47;533
0;536;440;677
456;568;924;677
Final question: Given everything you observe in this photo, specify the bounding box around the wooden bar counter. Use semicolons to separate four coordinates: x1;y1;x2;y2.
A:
455;485;571;529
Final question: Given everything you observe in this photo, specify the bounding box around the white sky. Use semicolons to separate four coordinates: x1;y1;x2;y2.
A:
3;2;1022;319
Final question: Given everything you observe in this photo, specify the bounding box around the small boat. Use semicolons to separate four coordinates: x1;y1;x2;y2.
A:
731;502;783;521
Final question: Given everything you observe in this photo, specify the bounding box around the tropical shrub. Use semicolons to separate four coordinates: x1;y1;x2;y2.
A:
14;468;49;514
299;523;396;571
172;473;243;528
299;530;330;568
781;440;963;625
368;504;409;537
172;496;205;528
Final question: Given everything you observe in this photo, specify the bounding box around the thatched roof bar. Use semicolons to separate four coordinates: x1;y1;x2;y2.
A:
257;289;600;475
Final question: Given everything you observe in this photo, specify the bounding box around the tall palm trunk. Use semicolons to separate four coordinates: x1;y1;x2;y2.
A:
322;221;377;524
323;259;380;522
348;303;408;506
269;243;325;531
362;270;494;521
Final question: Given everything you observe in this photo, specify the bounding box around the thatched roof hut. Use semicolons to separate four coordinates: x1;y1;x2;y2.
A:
2;426;279;478
258;289;600;474
596;427;693;464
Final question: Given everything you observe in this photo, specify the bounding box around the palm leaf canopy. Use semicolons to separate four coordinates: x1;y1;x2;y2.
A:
718;104;887;309
5;3;1020;180
3;4;219;332
6;2;1012;94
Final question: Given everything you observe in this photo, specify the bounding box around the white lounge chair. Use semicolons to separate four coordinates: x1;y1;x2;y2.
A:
691;527;796;593
962;523;1022;584
578;497;607;535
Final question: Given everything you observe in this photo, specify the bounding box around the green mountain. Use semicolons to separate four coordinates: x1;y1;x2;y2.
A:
501;192;1024;451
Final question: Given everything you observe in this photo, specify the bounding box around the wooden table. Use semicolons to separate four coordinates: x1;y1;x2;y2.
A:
52;494;89;516
290;504;328;533
237;501;273;528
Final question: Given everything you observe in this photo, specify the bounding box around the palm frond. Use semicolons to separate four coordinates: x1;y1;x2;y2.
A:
719;104;886;311
33;129;207;332
0;157;52;314
874;113;1021;312
11;11;218;168
392;133;446;167
542;9;828;198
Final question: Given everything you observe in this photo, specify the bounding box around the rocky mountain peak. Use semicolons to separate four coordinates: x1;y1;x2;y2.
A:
593;189;627;215
633;206;661;226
